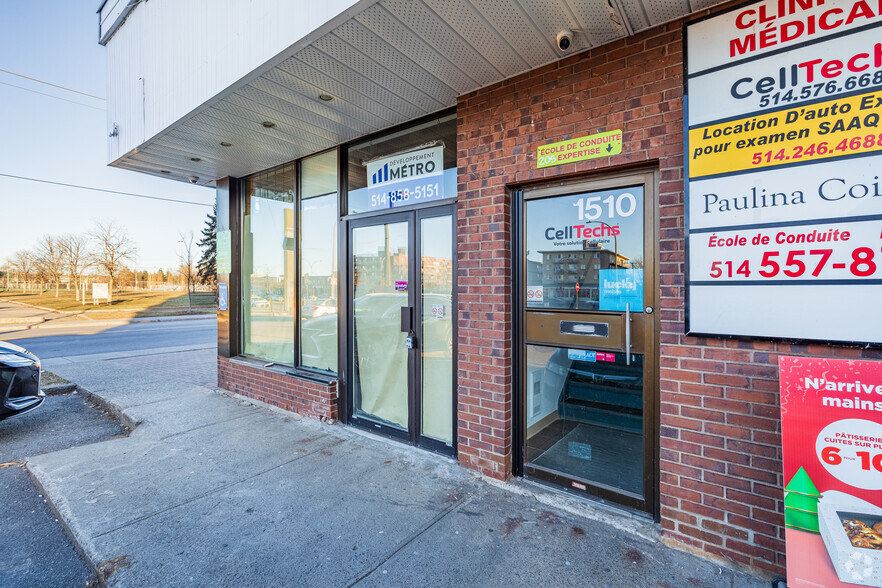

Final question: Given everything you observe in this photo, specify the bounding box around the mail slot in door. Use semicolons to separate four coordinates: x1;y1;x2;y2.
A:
525;311;648;353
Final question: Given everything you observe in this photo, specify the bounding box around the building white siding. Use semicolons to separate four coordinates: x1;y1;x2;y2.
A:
104;0;363;163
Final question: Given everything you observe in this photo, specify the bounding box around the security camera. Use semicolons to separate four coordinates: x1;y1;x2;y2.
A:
556;30;574;52
188;176;199;184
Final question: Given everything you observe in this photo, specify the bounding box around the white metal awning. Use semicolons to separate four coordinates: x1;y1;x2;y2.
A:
111;0;724;186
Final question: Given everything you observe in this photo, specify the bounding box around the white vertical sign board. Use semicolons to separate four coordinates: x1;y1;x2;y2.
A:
685;0;882;344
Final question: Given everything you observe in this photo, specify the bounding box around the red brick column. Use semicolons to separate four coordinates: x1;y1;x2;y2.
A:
451;10;882;575
454;147;513;480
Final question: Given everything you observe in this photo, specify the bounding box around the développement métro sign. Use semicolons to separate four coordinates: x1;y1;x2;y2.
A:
365;145;444;210
685;0;882;344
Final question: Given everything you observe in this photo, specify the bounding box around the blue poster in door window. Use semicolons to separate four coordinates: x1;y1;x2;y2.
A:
599;269;643;311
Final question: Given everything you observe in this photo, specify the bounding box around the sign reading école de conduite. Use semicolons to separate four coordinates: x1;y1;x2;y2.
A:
536;130;623;168
685;0;882;344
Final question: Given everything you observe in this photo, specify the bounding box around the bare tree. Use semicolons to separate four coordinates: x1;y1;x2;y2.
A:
34;235;67;297
179;231;196;312
60;233;91;301
9;249;35;293
90;221;137;303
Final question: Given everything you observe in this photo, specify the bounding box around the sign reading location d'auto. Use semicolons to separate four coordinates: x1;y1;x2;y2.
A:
685;0;882;345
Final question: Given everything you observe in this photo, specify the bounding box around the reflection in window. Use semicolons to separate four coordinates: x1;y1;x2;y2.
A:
525;187;645;312
242;165;295;364
299;150;338;372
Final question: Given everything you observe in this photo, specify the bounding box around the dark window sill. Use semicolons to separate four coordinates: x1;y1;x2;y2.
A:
229;356;337;385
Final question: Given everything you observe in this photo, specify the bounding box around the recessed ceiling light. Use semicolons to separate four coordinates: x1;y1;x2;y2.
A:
160;170;171;174
220;141;232;147
190;157;202;162
261;121;276;129
318;93;334;102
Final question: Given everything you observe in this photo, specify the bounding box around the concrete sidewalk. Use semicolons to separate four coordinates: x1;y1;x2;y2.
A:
31;348;768;587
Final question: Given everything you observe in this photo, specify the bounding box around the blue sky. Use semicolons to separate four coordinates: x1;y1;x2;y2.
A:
0;1;214;272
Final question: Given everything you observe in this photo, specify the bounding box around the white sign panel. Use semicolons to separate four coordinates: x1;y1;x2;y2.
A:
365;146;444;210
685;0;882;344
526;286;544;303
92;283;110;301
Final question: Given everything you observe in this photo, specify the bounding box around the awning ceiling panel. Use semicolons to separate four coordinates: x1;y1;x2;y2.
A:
114;0;723;185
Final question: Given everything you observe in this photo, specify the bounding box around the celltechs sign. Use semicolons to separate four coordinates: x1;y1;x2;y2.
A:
685;0;882;344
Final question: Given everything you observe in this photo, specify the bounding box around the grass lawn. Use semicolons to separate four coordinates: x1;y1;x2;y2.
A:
41;370;70;386
0;290;217;313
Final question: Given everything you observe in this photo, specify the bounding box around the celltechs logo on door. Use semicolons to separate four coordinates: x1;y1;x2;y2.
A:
366;146;444;210
544;223;621;240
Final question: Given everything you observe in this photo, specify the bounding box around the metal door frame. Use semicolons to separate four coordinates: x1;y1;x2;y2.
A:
513;167;660;519
345;204;458;456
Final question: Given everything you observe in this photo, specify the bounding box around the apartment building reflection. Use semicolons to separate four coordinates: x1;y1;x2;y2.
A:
538;241;631;308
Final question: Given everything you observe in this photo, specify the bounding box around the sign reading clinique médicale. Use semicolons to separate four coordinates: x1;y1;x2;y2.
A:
685;0;882;344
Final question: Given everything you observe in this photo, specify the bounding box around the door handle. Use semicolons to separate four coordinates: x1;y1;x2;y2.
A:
625;303;631;366
400;306;413;333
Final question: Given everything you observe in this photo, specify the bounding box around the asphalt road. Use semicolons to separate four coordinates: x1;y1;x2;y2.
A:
0;317;217;359
0;393;128;588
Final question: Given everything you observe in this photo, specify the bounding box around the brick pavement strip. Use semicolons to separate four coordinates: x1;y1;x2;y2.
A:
27;348;768;587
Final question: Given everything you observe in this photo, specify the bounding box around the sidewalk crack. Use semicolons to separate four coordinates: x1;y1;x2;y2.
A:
347;495;471;587
157;410;261;440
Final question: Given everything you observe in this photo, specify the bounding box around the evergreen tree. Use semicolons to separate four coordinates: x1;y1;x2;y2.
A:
196;204;217;286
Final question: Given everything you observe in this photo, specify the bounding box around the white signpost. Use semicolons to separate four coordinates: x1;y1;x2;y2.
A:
685;0;882;344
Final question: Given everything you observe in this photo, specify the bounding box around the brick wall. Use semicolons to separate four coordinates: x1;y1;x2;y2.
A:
455;9;882;576
218;357;338;422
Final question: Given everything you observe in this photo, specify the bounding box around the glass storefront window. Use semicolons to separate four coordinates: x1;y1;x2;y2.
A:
299;150;338;372
347;113;457;214
525;187;645;312
242;164;295;364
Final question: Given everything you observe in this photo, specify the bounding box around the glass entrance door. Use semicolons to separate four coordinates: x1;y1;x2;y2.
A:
349;207;455;454
520;173;657;514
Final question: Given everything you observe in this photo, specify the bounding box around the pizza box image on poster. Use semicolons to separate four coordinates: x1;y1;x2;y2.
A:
780;356;882;587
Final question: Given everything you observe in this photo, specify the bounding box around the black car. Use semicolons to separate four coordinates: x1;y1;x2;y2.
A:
0;341;44;421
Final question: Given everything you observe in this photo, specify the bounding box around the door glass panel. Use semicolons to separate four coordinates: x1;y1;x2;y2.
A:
420;215;453;444
525;345;644;495
352;222;409;429
525;187;644;312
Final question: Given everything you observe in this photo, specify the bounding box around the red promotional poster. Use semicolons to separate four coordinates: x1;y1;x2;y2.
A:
780;357;882;587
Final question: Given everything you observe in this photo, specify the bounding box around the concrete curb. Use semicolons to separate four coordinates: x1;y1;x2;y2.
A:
24;466;102;587
125;313;216;323
42;383;77;395
69;385;140;432
24;382;136;587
